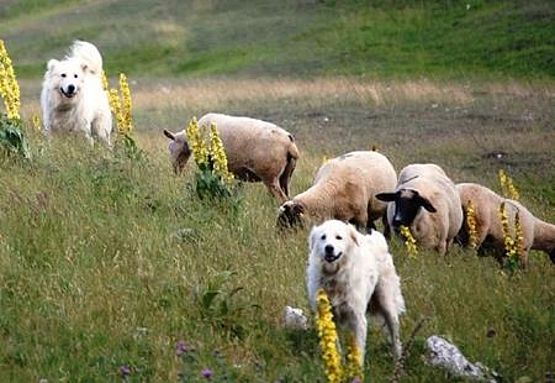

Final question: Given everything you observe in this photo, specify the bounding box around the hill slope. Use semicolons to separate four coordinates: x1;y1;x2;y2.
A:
1;0;554;79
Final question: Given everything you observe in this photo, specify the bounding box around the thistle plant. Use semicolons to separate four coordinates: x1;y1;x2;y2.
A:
0;39;20;121
498;169;519;201
315;289;343;383
466;200;479;249
400;225;418;257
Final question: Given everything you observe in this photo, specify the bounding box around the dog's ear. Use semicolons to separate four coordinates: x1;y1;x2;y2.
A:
349;225;360;247
308;226;319;251
163;129;175;140
47;59;59;72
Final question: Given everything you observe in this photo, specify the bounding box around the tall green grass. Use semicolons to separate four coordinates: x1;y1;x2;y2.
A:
1;0;553;79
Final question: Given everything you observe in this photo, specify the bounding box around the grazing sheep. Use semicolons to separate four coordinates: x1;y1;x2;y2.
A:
278;151;397;233
163;113;299;202
376;163;463;255
457;182;555;265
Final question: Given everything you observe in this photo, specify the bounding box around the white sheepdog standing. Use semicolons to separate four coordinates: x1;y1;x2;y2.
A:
41;40;112;145
307;220;405;364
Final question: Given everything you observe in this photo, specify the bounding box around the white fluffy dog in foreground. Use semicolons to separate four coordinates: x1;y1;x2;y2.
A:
41;40;112;145
307;220;405;363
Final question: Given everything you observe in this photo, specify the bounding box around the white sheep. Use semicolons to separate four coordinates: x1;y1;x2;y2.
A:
376;163;463;255
277;151;397;233
163;113;300;202
457;182;555;265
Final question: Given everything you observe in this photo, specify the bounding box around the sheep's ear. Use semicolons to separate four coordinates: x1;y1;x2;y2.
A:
417;195;437;213
376;192;398;202
349;225;360;247
293;203;305;217
47;59;59;72
163;129;175;140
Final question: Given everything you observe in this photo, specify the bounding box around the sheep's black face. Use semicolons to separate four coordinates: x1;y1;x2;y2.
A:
277;202;305;230
376;189;437;231
549;248;555;264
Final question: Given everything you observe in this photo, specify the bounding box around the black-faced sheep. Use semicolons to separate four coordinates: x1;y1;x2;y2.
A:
163;113;299;202
376;163;463;255
457;182;555;265
277;151;397;233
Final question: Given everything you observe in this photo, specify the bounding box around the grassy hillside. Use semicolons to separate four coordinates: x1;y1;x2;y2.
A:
1;0;554;79
1;0;554;382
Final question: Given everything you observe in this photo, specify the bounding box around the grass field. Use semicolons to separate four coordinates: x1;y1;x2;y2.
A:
1;1;555;382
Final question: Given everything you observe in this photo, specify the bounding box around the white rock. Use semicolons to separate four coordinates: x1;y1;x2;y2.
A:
283;306;308;330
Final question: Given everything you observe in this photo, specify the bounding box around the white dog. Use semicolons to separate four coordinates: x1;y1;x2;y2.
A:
41;40;112;145
307;220;405;364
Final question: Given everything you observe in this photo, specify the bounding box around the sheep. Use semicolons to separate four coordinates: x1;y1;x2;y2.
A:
163;113;299;202
277;151;397;234
457;182;555;265
376;163;463;255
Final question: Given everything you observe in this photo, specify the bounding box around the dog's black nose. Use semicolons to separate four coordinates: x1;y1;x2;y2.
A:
324;244;334;254
67;85;75;94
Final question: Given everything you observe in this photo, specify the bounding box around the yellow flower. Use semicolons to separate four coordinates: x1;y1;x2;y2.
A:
498;169;519;201
315;289;343;383
344;333;364;382
0;39;21;121
101;71;109;91
108;88;124;132
208;123;233;184
186;117;208;167
119;73;133;135
466;200;479;249
31;114;42;132
499;202;516;259
513;211;525;263
400;225;418;257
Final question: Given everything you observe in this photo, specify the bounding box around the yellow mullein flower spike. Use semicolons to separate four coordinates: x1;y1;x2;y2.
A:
344;333;364;382
400;225;418;257
466;200;479;249
0;40;21;120
498;169;519;201
499;202;516;259
118;73;133;135
315;289;343;383
186;117;208;168
108;88;124;132
101;71;109;91
513;212;525;264
209;123;233;184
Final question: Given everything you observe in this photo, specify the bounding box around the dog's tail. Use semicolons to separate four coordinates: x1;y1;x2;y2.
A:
68;40;103;75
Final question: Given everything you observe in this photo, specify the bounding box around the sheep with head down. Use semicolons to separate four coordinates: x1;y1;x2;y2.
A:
376;163;463;255
457;182;555;266
277;150;397;234
163;113;299;202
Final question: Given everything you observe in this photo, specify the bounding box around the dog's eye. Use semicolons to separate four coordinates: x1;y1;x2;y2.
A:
320;234;326;240
74;74;78;78
336;235;343;240
61;73;66;78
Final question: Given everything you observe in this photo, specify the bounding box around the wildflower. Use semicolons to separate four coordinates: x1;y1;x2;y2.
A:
315;289;343;383
186;117;208;168
400;225;418;257
119;365;131;378
119;73;133;135
175;340;189;356
101;70;109;91
32;114;42;132
200;368;213;379
498;169;519;201
466;200;479;249
209;122;233;184
108;88;124;130
343;333;364;382
0;39;21;120
499;202;515;258
513;211;525;263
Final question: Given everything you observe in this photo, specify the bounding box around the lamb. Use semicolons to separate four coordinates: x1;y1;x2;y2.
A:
457;182;555;265
163;113;299;202
376;163;463;255
277;151;397;234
